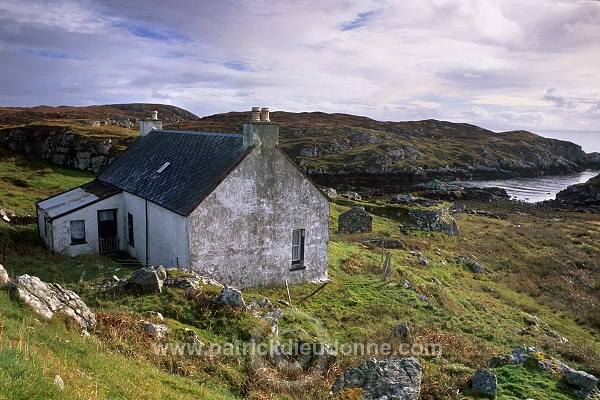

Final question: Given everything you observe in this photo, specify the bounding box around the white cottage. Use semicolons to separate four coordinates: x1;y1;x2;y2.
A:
36;107;329;287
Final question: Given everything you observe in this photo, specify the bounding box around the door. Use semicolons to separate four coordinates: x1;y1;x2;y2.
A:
98;209;118;253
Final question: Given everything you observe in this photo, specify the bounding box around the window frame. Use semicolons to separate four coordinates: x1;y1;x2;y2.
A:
127;212;135;247
70;219;86;245
290;228;306;270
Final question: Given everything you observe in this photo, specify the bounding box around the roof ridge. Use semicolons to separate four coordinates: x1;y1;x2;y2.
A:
156;130;242;137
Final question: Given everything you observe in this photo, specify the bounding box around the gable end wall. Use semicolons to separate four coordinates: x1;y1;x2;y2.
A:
188;147;329;287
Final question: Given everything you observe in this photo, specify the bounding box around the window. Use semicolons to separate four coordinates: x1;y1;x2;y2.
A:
291;229;305;269
70;220;86;244
127;213;134;246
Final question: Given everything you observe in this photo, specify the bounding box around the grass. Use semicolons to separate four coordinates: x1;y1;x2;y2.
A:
0;147;94;215
0;155;599;399
0;290;239;400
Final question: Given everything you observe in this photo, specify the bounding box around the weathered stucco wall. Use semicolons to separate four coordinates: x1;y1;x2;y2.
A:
49;194;123;256
188;146;329;288
122;192;189;268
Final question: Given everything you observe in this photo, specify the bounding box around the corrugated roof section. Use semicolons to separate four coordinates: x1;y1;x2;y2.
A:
38;180;122;220
97;130;249;216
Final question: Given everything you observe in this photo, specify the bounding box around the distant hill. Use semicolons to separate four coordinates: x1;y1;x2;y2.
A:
0;105;593;187
171;110;591;187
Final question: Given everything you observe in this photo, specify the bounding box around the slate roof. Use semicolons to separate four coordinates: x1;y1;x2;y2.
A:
37;180;122;220
97;130;250;216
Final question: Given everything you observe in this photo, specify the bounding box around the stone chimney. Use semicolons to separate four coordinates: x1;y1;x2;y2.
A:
243;106;278;149
140;110;162;137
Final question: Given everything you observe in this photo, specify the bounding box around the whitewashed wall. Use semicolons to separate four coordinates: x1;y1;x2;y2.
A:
188;147;329;288
50;194;123;256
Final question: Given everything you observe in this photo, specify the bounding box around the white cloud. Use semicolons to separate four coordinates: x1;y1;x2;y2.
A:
0;0;598;134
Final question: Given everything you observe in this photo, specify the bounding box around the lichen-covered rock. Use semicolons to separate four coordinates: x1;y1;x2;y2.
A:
330;357;421;400
213;285;246;308
471;368;497;398
7;274;96;329
338;206;373;234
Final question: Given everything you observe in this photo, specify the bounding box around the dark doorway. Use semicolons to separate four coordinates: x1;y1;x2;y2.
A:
98;209;118;253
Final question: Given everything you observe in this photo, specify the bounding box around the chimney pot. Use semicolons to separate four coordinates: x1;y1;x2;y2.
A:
251;107;261;122
260;107;270;122
151;110;158;120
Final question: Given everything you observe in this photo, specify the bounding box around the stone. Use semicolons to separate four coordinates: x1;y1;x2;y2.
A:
458;255;484;273
176;327;203;344
471;368;497;398
389;322;411;342
419;258;429;266
330;357;421;400
141;321;169;340
408;206;460;236
164;271;223;292
401;279;411;289
0;264;9;286
128;267;164;293
338;206;373;234
54;375;65;392
213;285;246;308
564;369;598;393
7;274;96;330
416;294;432;305
325;188;338;198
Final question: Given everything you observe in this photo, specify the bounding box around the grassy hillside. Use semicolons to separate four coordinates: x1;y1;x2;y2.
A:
1;159;599;399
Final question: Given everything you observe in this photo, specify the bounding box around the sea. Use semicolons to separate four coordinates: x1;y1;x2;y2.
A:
454;130;600;203
457;170;599;203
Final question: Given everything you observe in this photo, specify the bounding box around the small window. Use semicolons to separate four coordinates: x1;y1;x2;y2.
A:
70;220;86;244
291;229;305;269
127;213;134;247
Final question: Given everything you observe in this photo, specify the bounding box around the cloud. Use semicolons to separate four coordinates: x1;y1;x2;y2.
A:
0;0;598;133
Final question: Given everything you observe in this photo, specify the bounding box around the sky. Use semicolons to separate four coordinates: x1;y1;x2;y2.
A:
1;0;599;137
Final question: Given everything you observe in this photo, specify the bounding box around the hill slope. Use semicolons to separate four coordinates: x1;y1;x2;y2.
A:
0;105;592;187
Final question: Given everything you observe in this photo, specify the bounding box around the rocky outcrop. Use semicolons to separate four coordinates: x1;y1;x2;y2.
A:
0;125;134;173
330;357;422;399
413;180;509;202
555;173;600;208
6;274;96;329
489;347;598;397
338;206;373;234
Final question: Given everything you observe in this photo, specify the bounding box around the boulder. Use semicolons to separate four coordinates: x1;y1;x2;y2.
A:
471;368;497;398
338;206;373;234
330;357;421;400
0;264;9;286
213;285;246;308
7;274;96;329
128;267;164;293
408;206;460;236
141;321;169;340
564;369;598;393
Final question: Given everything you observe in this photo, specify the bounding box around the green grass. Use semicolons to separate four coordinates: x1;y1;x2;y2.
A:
0;290;239;400
0;156;599;399
0;147;94;215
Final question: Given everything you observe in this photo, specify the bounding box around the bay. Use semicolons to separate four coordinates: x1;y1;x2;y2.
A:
457;170;600;203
